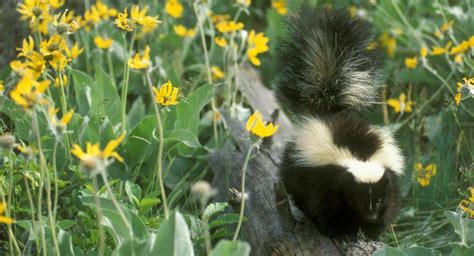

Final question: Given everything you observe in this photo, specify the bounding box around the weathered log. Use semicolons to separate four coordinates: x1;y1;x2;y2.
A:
209;67;386;256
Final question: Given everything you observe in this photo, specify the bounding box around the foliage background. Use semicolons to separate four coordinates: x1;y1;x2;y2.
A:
0;0;473;255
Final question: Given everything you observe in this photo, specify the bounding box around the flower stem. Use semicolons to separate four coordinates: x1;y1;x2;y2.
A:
193;3;220;145
92;176;106;256
145;73;169;219
32;110;58;256
232;142;256;241
120;32;136;135
107;51;116;86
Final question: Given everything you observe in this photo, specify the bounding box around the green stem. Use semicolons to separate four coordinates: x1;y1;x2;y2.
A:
23;176;39;256
193;3;219;146
31;111;53;256
145;73;170;219
232;142;256;241
92;176;106;256
120;32;136;135
107;51;116;86
100;172;134;238
0;186;21;254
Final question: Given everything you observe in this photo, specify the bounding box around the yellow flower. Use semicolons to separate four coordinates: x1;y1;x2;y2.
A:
440;20;454;33
247;30;269;66
53;10;79;35
94;36;113;50
404;57;417;69
216;21;244;33
0;202;15;225
415;163;437;187
454;54;463;64
128;46;151;70
115;6;160;33
49;107;74;129
430;41;452;56
49;0;65;9
214;37;228;47
139;16;160;35
236;0;251;7
449;36;474;55
210;13;231;24
387;93;414;113
115;7;134;32
17;0;49;23
367;41;377;50
173;24;196;38
211;66;225;81
455;78;474;106
71;134;126;171
459;187;474;218
0;81;4;94
166;0;184;19
94;1;117;20
40;35;68;58
17;36;35;58
66;43;84;60
49;52;68;71
54;74;68;87
153;81;180;106
420;47;428;58
272;0;288;15
379;32;397;58
10;76;50;110
246;111;279;138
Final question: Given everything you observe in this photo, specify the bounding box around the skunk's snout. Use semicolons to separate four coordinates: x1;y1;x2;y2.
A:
365;213;379;222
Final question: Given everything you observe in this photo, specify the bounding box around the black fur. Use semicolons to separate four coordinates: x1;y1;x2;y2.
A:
275;6;383;116
276;7;402;240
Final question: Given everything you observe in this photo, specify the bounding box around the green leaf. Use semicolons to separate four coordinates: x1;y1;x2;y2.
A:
0;97;31;140
149;211;194;256
112;239;147;256
209;213;244;229
71;69;94;115
210;240;251;256
122;115;155;167
94;65;121;124
58;229;75;256
127;96;146;129
125;181;142;206
164;129;201;149
450;244;474;256
139;197;161;214
176;83;213;134
58;220;76;230
373;246;407;256
80;195;149;245
203;202;229;220
445;211;474;246
404;247;442;256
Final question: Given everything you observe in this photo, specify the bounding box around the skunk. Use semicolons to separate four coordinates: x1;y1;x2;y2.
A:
276;6;404;240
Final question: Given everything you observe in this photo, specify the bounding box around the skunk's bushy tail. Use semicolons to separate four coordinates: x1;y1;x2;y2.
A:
275;6;383;116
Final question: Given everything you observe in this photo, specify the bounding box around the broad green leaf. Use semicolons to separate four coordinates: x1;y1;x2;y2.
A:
58;229;75;256
444;211;474;246
176;83;213;135
203;202;229;220
210;240;251;256
404;247;442;256
209;213;244;229
112;239;147;256
94;65;121;124
127;96;146;129
373;246;407;256
58;220;76;230
125;180;142;206
80;195;149;245
71;69;94;115
122;115;155;167
149;211;194;256
450;244;474;256
139;197;161;214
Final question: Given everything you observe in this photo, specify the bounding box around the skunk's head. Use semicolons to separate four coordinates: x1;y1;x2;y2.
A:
342;171;391;222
